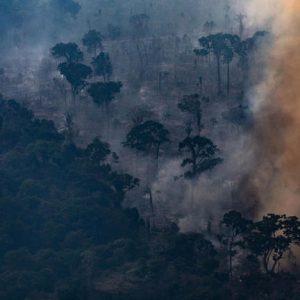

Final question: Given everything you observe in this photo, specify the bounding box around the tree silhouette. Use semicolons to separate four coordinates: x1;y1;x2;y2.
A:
63;113;78;144
220;211;251;279
203;21;216;34
222;46;234;96
85;137;112;165
236;13;246;38
129;107;154;126
51;42;83;63
245;214;300;274
82;30;103;56
87;81;122;108
178;94;203;133
179;134;222;178
235;31;269;80
92;52;113;81
123;120;170;161
221;212;300;275
194;33;240;95
58;62;92;99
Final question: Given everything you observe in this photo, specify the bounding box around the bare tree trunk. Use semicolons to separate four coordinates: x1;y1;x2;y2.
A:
216;55;222;95
199;76;203;95
196;111;201;134
72;90;76;107
228;235;234;280
136;42;145;80
155;145;160;173
227;62;230;96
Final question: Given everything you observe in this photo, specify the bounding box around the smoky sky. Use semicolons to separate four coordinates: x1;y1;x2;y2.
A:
243;1;300;217
1;0;286;231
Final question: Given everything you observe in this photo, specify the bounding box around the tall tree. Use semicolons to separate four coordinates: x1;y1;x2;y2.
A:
85;137;112;165
235;31;269;81
194;33;240;95
123;120;170;161
63;113;78;144
82;30;103;56
222;46;234;96
220;211;251;279
224;5;231;32
245;214;300;274
236;13;246;39
58;62;92;100
179;134;222;178
51;42;83;63
221;211;300;275
203;21;216;35
87;81;122;109
92;52;112;81
178;94;203;133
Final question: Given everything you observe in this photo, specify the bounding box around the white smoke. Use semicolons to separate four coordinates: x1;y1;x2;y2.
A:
150;0;281;232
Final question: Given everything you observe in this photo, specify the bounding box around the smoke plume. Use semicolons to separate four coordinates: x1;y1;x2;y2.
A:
246;0;300;216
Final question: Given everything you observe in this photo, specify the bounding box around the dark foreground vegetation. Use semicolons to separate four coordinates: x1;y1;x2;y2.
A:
1;98;300;300
1;1;300;300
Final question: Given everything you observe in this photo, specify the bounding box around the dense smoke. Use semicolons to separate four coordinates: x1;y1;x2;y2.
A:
2;0;295;232
152;0;300;229
151;126;253;232
244;0;300;216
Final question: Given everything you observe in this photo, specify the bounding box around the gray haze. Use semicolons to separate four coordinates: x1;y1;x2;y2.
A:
0;0;270;232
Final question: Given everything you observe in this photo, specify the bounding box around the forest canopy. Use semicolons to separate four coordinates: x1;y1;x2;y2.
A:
0;0;298;299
